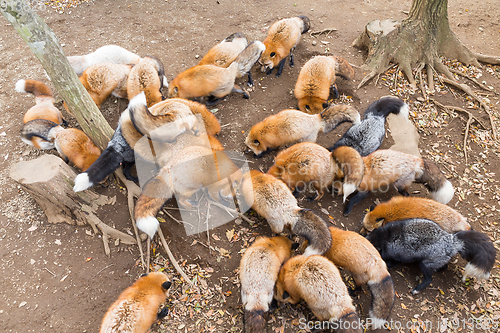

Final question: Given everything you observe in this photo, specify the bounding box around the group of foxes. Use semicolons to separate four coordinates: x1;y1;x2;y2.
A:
14;13;496;333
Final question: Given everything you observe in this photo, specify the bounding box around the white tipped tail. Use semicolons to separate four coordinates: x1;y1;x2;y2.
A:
136;216;160;239
302;246;322;257
162;76;169;89
73;173;93;192
462;263;491;282
343;182;357;203
399;103;410;121
15;79;26;93
430;179;454;204
129;91;147;109
353;111;361;125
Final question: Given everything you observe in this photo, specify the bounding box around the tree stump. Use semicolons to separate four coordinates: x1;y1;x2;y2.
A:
10;155;136;255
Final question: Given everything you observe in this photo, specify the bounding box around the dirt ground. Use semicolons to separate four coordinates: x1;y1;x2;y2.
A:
1;0;499;332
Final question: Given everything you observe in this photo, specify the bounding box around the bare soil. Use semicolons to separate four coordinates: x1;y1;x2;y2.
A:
0;0;499;332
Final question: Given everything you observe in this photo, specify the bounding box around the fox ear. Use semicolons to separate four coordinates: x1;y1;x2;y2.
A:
322;102;329;109
305;104;310;110
369;205;375;212
376;218;384;223
291;242;300;250
282;290;290;300
140;273;148;277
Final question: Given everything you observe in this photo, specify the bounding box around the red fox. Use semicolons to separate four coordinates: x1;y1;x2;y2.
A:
21;119;101;172
275;255;361;333
239;236;296;333
259;16;311;77
128;92;198;142
245;105;360;157
127;56;165;107
168;41;265;105
79;62;132;108
99;272;172;333
199;32;248;67
15;79;66;125
67;45;169;87
343;149;455;215
148;98;221;137
267;142;341;201
324;227;394;329
239;170;331;256
331;146;365;203
134;145;241;239
362;196;470;233
295;55;355;114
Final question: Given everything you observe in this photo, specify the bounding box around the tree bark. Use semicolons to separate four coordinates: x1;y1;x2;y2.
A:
10;155;136;254
1;0;113;150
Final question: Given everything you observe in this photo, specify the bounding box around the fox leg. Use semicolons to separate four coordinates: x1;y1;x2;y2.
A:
412;261;437;295
276;58;287;77
122;160;138;182
331;84;339;99
205;95;224;106
343;191;370;216
247;72;254;87
157;307;169;319
231;84;250;99
289;47;295;67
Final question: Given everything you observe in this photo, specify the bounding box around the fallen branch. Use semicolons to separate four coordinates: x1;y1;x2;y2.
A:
440;76;497;140
310;28;338;37
157;227;194;286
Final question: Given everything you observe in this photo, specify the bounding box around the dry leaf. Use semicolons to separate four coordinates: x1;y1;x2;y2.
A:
226;229;234;241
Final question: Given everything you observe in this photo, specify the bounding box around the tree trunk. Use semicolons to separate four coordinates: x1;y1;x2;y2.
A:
1;0;113;150
353;0;500;89
10;155;136;255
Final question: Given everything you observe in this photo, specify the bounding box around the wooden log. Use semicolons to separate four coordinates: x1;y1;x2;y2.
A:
10;155;136;254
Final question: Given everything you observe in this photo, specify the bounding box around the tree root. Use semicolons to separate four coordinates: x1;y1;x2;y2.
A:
158;227;194;287
448;68;497;94
310;28;337;37
85;211;136;256
440;77;497;140
432;99;487;166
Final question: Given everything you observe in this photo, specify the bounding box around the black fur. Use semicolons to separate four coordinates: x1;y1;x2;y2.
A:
21;119;58;143
84;123;136;185
329;96;407;156
368;275;395;323
297;15;311;34
292;209;332;255
223;32;246;42
366;218;495;294
157;307;169;319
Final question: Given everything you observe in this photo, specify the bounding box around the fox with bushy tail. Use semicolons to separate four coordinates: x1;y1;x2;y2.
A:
168;41;265;104
245;104;360;157
259;16;310;77
240;236;296;333
367;218;496;294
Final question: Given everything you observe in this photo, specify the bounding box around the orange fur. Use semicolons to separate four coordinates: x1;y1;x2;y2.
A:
267;142;340;200
99;272;171;333
240;236;294;333
51;127;101;171
127;57;163;107
79;63;132;108
198;33;247;67
17;79;65;125
362;196;470;233
275;255;360;332
295;55;354;114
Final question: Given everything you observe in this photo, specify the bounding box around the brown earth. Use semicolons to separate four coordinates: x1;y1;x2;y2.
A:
0;0;499;332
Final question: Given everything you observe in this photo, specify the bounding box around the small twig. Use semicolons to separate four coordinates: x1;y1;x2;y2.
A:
448;68;497;94
440;76;497;140
157;227;194;286
416;62;427;101
208;201;254;224
44;267;56;277
146;237;151;273
310;28;338;37
94;264;114;277
393;65;399;90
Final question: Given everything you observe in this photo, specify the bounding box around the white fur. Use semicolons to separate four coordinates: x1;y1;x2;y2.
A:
129;91;147;109
136;216;159;239
15;79;26;93
73;173;92;192
21;137;34;147
352;111;361;125
430;179;454;204
399;103;410;121
162;76;169;89
462;263;491;282
343;182;357;203
302;245;321;257
367;314;387;330
254;41;266;54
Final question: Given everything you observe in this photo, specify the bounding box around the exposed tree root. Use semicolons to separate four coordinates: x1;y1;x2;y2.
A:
310;28;337;37
158;227;194;287
353;0;499;142
432;99;487;166
448;68;497;94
